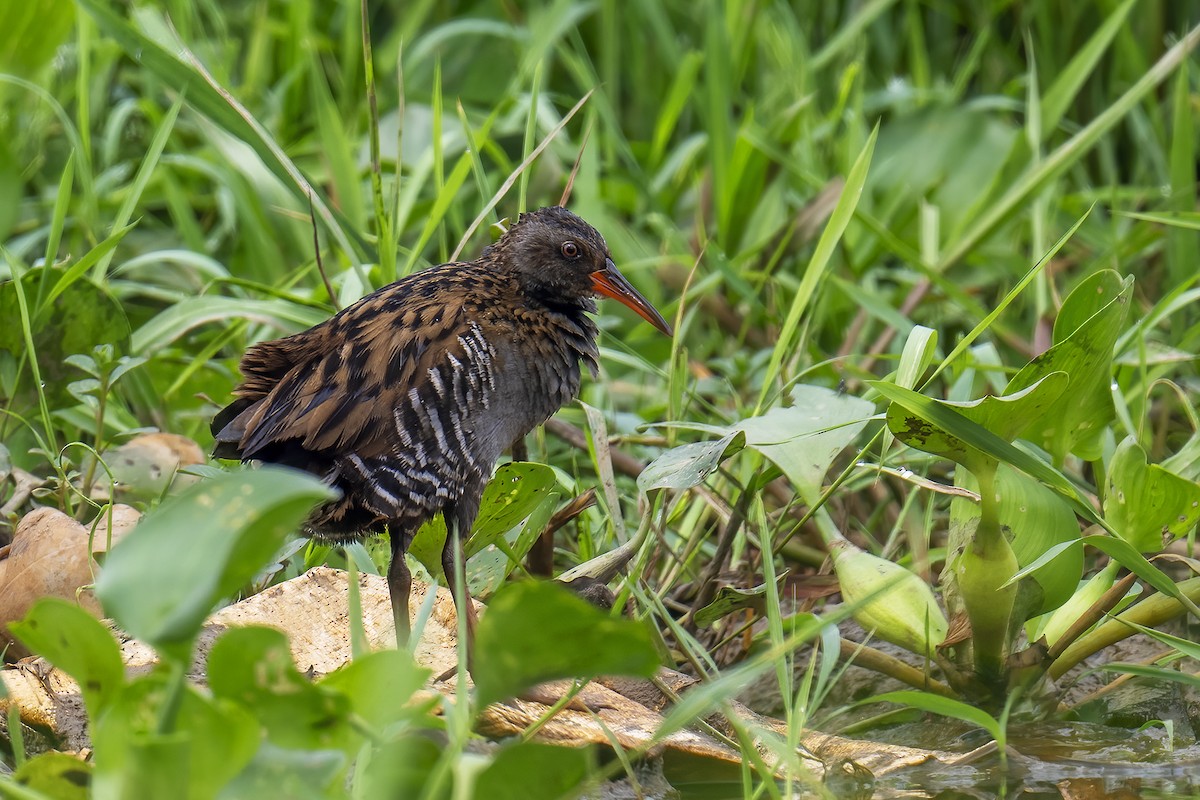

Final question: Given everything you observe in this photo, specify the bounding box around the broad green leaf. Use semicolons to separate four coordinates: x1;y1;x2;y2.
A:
465;490;560;598
208;627;355;752
872;378;1102;526
8;599;125;717
92;676;259;800
471;742;592;800
473;581;660;708
465;462;558;557
951;464;1082;616
735;385;874;504
10;752;91;800
1006;270;1132;463
885;373;1068;472
95;467;335;657
357;735;442;800
217;743;345;800
637;430;745;493
1105;437;1200;552
319;649;431;731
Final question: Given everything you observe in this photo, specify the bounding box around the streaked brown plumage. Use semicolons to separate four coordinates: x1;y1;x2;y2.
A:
211;206;671;655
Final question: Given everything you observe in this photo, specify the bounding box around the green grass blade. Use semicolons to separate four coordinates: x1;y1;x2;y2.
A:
756;124;877;413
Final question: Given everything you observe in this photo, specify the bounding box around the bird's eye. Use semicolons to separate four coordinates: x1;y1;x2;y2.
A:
560;241;580;259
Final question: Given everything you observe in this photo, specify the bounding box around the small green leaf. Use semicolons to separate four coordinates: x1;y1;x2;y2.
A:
11;751;92;800
320;649;430;731
8;599;125;717
638;430;745;493
95;467;335;656
92;676;260;800
1105;436;1200;552
410;462;557;582
472;742;592;800
693;582;769;628
1006;270;1132;463
208;626;355;752
358;735;442;799
466;462;558;556
735;385;874;504
473;581;660;708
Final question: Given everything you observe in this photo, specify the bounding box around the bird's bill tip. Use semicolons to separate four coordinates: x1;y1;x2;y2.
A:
591;260;673;336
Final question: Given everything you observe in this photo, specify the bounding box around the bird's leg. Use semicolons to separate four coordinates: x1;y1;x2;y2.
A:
386;526;412;648
441;534;478;667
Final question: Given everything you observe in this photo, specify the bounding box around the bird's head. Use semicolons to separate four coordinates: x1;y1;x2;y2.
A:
492;206;672;336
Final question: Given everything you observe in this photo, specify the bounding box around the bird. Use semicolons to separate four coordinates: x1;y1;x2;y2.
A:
211;206;672;658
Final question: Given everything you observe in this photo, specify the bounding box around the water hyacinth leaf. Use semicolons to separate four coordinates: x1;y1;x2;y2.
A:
358;735;442;800
92;675;260;800
473;581;660;708
1006;271;1132;464
471;741;593;800
734;385;874;504
1105;436;1200;552
872;378;1102;525
95;467;335;656
208;626;355;752
637;429;745;493
882;372;1068;471
952;464;1083;616
8;599;125;717
466;490;560;597
320;648;431;731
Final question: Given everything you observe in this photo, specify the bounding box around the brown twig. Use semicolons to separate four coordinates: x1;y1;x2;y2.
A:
528;488;599;577
308;192;339;310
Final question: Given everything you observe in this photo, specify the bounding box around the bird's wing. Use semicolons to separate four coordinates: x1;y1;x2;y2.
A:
230;273;499;464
